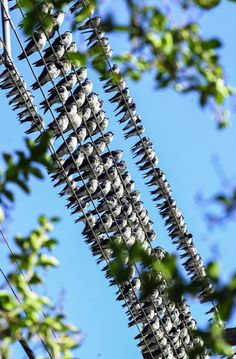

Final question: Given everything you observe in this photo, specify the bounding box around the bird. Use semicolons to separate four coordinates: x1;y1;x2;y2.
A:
34;44;65;67
58;92;86;111
62;150;85;177
74;79;93;96
99;64;120;82
52;135;78;160
78;16;101;31
86;30;105;46
110;88;129;103
123;116;142;131
52;31;73;49
82;179;112;205
116;277;141;301
50;73;76;92
17;105;38;120
18;31;47;60
40;86;69;113
47;113;69;138
8;89;33;105
73;179;99;200
70;0;84;13
104;79;126;93
67;41;77;54
124;125;145;139
72;67;88;83
57;59;72;76
31;62;60;90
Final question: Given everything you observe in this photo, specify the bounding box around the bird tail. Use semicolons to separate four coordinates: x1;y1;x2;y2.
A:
18;52;25;61
31;81;39;90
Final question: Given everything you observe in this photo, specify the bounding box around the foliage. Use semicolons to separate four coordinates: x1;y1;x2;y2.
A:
0;139;79;357
17;0;235;127
107;239;236;356
0;216;79;358
0;133;52;217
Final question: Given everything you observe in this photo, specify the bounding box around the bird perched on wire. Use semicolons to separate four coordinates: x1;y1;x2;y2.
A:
52;31;73;49
31;62;60;90
65;94;87;112
78;16;101;31
57;59;72;76
8;89;33;105
46;113;69;139
124;125;145;139
74;79;93;96
18;31;47;60
50;73;77;91
70;0;84;13
33;43;65;67
40;85;68;113
52;135;78;160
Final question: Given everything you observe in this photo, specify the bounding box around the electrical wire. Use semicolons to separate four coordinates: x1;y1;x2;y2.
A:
0;2;206;358
79;2;217;312
0;36;163;359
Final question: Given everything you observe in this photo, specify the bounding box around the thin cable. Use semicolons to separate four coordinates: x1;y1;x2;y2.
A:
0;43;161;359
0;267;47;359
1;4;195;354
1;5;201;358
80;6;216;308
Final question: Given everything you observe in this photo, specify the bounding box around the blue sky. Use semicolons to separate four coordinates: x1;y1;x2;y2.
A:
0;1;236;358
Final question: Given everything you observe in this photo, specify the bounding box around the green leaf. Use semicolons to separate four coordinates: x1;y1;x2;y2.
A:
193;0;221;9
207;261;220;281
37;254;59;268
0;206;5;223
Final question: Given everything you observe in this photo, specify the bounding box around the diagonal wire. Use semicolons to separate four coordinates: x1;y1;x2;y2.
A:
0;2;206;356
1;4;196;356
0;267;48;359
0;39;164;359
78;3;217;311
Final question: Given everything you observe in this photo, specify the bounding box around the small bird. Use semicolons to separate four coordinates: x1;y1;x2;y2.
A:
99;64;120;82
51;73;77;91
70;0;84;13
86;30;105;46
17;105;37;120
31;62;60;90
74;79;93;96
52;135;78;160
78;154;101;174
82;179;112;205
67;41;77;53
124;125;145;139
52;31;73;49
12;95;34;110
117;104;137;123
57;59;72;76
75;67;88;83
4;77;25;95
40;86;68;113
60;92;86;111
110;88;129;103
33;44;65;67
123;116;142;131
8;89;33;105
62;150;85;176
78;16;101;31
116;277;141;301
47;113;69;138
104;79;126;93
72;179;98;200
22;114;44;134
18;31;47;60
